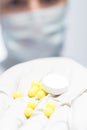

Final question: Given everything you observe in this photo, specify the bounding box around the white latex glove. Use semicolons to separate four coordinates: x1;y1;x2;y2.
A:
0;57;87;130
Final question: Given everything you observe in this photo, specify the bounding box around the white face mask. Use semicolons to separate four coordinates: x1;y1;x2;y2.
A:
1;5;66;61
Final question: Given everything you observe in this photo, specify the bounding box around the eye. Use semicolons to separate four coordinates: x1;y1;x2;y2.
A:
12;0;27;5
1;0;28;14
4;0;27;8
40;0;60;4
9;0;26;6
40;0;62;7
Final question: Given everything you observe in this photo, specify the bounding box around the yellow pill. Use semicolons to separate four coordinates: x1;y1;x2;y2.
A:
40;85;46;91
46;102;56;111
42;89;48;96
24;107;33;118
32;81;48;95
38;85;48;95
28;87;38;98
32;81;42;88
36;90;46;100
13;91;22;99
44;107;54;118
32;86;39;91
27;100;37;110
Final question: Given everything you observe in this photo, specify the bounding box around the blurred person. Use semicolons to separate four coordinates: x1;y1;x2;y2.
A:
0;0;66;70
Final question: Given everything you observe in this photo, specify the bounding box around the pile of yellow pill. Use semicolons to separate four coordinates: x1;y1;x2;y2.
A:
12;81;51;119
28;81;48;100
44;102;56;118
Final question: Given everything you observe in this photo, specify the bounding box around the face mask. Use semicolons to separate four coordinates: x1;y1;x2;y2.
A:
1;5;66;61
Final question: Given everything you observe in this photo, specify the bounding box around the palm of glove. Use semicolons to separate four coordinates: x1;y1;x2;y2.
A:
0;58;87;130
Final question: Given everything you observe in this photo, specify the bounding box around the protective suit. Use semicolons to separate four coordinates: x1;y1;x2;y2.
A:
0;57;87;130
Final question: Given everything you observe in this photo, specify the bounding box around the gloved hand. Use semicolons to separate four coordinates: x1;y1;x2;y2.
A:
0;57;87;130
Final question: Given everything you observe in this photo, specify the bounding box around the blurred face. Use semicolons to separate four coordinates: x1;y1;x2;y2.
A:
1;0;66;15
0;0;67;61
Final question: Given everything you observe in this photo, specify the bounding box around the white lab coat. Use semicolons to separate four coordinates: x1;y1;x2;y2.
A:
0;58;87;130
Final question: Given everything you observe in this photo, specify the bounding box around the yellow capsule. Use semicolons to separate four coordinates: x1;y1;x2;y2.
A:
28;87;38;98
38;85;48;96
36;90;46;100
32;81;42;88
13;91;22;99
42;89;48;96
44;107;54;118
27;100;37;110
32;81;48;95
24;107;33;118
46;102;56;111
40;85;46;91
32;85;39;91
